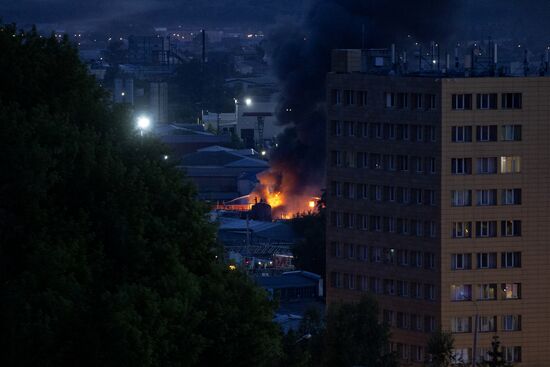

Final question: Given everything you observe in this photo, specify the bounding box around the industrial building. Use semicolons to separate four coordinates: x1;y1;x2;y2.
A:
326;48;550;365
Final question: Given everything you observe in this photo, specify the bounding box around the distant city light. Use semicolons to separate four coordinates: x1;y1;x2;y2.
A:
308;200;315;209
121;92;125;96
163;155;169;160
245;97;252;106
228;264;237;271
261;150;266;156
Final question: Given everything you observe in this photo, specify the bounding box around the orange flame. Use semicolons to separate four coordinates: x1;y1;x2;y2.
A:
249;169;320;219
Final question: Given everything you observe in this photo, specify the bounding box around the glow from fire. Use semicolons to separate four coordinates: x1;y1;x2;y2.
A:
250;169;320;219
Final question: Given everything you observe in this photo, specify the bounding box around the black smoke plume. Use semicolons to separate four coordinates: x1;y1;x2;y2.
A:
267;0;459;196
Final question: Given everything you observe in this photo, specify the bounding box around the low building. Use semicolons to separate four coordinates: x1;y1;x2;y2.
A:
179;146;268;201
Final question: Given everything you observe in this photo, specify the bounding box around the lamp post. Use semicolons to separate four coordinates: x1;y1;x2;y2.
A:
471;296;479;367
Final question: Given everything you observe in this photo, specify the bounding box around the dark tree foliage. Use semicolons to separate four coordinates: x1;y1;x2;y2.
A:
479;336;512;367
426;330;455;367
290;195;326;278
322;295;398;367
0;24;281;367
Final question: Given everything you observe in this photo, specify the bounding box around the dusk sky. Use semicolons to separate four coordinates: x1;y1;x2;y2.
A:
0;0;305;29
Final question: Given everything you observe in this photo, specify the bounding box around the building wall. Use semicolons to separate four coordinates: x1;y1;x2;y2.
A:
326;73;550;366
440;77;550;366
326;74;442;363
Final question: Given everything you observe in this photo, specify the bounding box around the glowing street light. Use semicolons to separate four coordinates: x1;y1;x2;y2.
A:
136;115;151;136
245;97;252;106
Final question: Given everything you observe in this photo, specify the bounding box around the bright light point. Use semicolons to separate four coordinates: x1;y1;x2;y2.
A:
121;92;125;96
432;60;437;64
245;98;252;106
137;116;151;130
163;155;169;160
308;200;315;209
229;264;236;271
261;150;266;156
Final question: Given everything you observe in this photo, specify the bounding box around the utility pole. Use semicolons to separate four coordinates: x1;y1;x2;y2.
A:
472;302;479;366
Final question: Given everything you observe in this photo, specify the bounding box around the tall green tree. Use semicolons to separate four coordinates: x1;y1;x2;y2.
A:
0;24;280;367
426;330;456;367
322;295;397;367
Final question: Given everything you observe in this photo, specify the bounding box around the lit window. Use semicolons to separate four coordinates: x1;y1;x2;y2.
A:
500;156;521;173
502;283;521;300
450;284;472;301
452;222;472;238
478;283;498;300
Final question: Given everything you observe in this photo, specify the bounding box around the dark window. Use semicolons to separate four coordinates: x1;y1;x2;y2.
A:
452;126;472;142
476;93;498;109
502;125;522;141
452;94;472;110
476;125;498;141
501;220;522;237
501;93;522;109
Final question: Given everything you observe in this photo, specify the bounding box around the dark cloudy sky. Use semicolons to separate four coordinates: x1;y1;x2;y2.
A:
0;0;305;30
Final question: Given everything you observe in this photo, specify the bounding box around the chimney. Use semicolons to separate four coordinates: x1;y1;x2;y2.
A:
201;29;206;66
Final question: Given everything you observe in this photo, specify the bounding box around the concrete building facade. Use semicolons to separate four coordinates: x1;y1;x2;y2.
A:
326;69;550;365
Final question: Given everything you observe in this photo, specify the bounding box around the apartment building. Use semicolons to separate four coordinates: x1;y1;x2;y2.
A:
326;54;550;366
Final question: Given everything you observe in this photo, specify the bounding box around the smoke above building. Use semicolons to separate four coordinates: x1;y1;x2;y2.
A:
266;0;459;200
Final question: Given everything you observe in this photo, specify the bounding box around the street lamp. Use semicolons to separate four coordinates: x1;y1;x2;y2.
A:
136;115;151;136
245;97;252;106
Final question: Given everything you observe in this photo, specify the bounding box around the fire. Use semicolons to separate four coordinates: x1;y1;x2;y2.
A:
249;169;320;219
266;191;283;208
